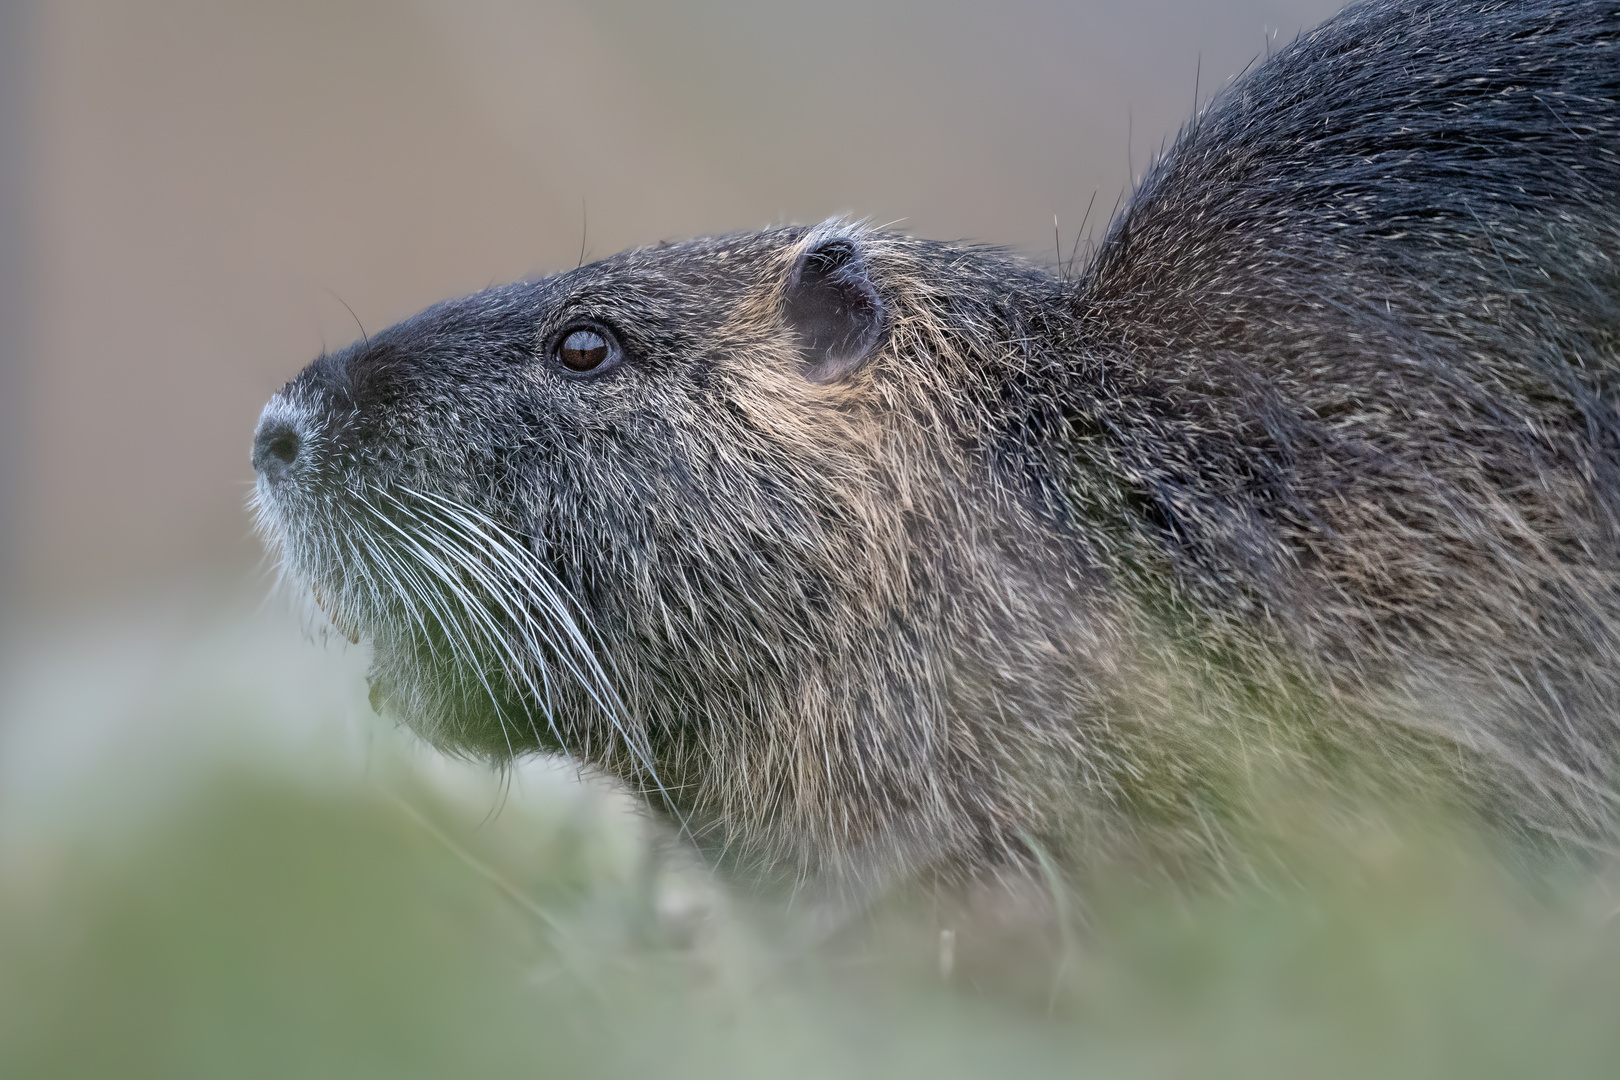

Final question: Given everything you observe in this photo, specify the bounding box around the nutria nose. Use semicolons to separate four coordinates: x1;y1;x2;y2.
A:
252;412;303;483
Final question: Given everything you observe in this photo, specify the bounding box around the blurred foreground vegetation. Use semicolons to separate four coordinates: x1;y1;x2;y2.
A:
4;595;1620;1078
7;763;1620;1078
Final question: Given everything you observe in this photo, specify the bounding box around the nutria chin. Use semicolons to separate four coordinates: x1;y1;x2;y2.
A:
252;0;1620;898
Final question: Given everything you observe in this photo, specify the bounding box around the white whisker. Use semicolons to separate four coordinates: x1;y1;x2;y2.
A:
363;484;684;831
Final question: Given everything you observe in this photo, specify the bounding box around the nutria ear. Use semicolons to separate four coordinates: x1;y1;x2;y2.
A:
783;235;886;383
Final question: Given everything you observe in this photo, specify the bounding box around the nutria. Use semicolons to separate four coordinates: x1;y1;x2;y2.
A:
252;0;1620;898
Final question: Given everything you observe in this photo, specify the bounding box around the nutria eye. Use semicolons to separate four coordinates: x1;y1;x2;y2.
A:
555;325;618;373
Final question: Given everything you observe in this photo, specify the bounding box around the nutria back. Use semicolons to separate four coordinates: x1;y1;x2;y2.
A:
252;0;1620;896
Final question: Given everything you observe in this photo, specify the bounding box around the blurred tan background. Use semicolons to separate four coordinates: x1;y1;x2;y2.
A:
0;0;1343;615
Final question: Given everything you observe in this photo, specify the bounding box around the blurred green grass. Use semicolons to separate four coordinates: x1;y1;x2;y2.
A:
6;762;1620;1079
5;595;1620;1078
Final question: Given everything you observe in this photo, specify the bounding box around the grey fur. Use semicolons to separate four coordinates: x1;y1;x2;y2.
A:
253;0;1620;895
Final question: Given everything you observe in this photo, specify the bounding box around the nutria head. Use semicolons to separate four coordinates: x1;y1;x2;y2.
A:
251;220;1086;884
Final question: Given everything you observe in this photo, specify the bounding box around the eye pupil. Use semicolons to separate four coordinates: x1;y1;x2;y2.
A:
559;328;611;372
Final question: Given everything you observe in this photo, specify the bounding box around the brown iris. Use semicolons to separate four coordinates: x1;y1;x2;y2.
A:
558;326;612;372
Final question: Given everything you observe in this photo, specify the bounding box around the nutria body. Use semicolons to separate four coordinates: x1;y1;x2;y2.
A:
254;0;1620;895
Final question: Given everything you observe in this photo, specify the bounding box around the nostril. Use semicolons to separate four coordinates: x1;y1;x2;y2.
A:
252;417;303;481
267;431;298;466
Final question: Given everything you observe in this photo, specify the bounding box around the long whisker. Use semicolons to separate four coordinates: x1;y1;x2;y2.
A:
395;490;627;721
353;488;521;758
388;499;563;703
403;489;619;665
342;501;441;665
369;491;567;747
375;485;686;832
382;492;617;725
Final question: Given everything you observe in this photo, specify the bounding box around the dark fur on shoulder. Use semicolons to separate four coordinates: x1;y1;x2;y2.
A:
253;0;1620;896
